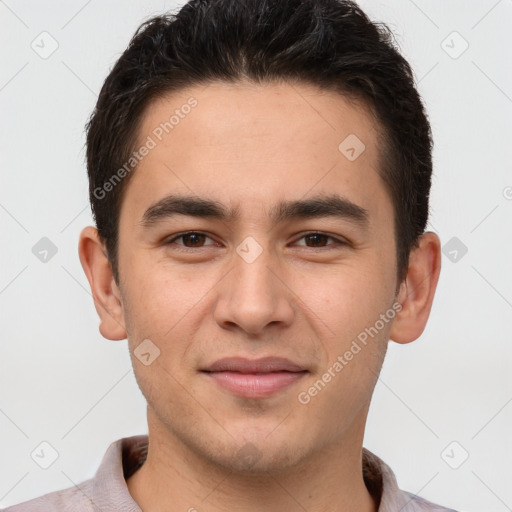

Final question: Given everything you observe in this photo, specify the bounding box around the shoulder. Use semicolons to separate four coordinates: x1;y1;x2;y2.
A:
399;491;459;512
362;448;459;512
2;435;146;512
2;478;97;512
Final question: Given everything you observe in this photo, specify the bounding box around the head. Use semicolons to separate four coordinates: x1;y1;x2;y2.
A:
79;0;441;474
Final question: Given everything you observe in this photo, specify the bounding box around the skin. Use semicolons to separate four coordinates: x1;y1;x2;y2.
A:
79;81;441;512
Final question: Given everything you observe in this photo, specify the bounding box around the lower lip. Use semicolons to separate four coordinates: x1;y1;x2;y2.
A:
203;371;307;398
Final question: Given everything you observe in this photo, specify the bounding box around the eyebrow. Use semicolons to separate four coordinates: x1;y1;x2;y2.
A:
140;193;369;228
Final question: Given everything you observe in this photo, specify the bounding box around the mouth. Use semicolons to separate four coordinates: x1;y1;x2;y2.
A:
201;357;308;398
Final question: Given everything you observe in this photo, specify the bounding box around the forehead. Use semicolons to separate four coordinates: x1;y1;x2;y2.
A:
123;81;391;228
138;80;380;158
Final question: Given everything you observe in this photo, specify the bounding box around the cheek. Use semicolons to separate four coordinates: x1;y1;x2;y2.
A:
295;272;392;425
122;270;197;406
121;258;221;386
122;255;201;336
295;259;394;339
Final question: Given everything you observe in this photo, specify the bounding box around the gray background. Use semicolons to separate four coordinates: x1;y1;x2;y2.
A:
1;1;511;510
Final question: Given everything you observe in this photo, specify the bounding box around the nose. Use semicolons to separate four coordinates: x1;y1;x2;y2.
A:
213;245;295;336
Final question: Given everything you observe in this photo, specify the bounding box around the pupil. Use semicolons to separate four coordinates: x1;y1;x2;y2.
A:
307;234;327;247
185;233;204;246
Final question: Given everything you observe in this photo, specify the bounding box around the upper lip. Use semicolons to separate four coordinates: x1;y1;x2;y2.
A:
202;357;307;374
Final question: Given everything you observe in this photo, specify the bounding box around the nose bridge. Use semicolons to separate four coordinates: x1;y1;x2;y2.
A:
214;237;294;334
234;244;274;299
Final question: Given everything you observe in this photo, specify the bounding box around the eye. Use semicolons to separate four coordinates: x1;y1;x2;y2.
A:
164;231;348;251
294;232;347;248
166;231;218;249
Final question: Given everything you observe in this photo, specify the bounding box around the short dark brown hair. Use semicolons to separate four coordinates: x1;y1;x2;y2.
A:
85;0;433;285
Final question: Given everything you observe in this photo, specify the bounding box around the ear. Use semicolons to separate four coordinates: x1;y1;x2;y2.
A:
390;231;441;344
78;226;127;341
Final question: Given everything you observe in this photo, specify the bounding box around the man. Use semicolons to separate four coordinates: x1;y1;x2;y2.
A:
5;0;455;510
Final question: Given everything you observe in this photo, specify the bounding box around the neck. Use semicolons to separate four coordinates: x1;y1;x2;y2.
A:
127;411;377;512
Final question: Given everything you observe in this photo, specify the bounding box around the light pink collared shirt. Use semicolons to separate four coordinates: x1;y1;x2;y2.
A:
3;435;457;512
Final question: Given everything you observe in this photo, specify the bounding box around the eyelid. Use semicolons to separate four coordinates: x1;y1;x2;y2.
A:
292;231;349;247
166;231;218;247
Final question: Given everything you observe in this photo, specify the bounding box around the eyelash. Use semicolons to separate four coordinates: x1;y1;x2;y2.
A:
165;231;348;251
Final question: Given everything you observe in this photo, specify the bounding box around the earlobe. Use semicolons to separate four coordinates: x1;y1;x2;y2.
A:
389;231;441;344
78;226;127;341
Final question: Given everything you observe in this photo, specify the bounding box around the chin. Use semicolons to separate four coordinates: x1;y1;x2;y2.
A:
203;421;312;475
212;440;307;475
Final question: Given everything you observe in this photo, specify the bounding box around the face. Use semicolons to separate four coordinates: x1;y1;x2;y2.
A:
114;81;400;473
